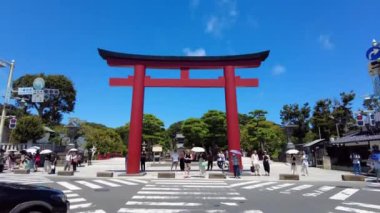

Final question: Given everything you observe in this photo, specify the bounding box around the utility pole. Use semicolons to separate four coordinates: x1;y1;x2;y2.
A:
0;60;15;143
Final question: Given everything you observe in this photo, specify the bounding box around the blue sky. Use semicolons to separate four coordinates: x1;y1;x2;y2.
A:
0;0;379;128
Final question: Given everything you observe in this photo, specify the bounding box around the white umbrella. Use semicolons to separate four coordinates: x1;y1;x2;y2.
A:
191;147;205;153
68;148;78;152
286;149;299;154
26;148;37;154
230;149;242;155
40;149;53;154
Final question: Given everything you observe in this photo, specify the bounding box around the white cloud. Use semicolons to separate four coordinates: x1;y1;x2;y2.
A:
204;0;238;36
319;34;334;50
272;65;286;75
183;48;207;56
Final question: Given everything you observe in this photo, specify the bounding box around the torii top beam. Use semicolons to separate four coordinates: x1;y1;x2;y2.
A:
98;48;270;69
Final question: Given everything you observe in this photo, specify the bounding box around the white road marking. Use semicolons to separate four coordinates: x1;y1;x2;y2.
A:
243;182;277;189
335;206;376;213
329;188;359;201
137;191;239;195
152;180;225;183
142;187;182;191
126;201;202;206
266;183;295;191
66;193;79;198
280;184;313;194
68;198;87;203
229;181;260;188
150;182;227;185
70;203;92;210
343;202;380;210
220;202;238;206
243;211;264;213
76;210;106;213
57;181;81;190
132;195;246;200
126;179;148;184
93;179;121;187
362;188;380;192
62;190;72;193
303;186;335;197
183;185;228;188
76;181;103;189
118;208;224;213
109;179;138;185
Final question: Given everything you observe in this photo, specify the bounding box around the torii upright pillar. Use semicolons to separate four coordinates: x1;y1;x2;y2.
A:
98;48;270;174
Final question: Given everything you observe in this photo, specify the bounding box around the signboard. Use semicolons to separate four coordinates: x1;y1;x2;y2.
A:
18;87;34;95
366;46;380;61
32;90;44;103
33;77;45;90
152;145;163;152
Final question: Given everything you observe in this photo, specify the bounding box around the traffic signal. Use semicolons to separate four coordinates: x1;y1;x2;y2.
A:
369;113;376;126
9;117;17;129
356;114;364;126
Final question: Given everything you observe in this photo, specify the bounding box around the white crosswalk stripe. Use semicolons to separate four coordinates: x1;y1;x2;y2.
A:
266;183;295;191
76;180;103;189
93;179;121;187
109;179;138;185
118;180;255;213
229;181;260;188
329;188;359;201
280;184;313;194
0;173;53;184
303;186;335;197
242;181;277;189
57;181;82;190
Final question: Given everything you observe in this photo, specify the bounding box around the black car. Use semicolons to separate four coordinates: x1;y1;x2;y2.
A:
0;182;69;213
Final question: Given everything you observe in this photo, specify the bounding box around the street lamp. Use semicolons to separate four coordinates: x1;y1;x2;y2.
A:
66;118;80;148
0;59;15;143
283;123;297;150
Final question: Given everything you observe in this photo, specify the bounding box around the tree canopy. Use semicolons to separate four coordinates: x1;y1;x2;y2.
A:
12;74;76;126
10;115;44;143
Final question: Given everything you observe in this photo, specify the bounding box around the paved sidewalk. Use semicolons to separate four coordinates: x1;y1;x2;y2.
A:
3;157;353;182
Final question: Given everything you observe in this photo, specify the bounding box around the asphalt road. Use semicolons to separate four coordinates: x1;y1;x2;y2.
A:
1;174;379;213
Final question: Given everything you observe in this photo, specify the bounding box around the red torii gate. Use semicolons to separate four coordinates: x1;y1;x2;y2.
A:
98;48;269;174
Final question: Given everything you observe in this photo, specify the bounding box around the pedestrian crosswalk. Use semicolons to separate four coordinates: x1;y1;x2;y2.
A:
56;178;147;191
230;180;365;201
62;189;107;213
118;179;263;213
334;201;380;213
0;173;53;184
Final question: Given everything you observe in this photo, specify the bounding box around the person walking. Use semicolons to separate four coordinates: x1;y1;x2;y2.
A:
232;153;240;178
179;151;185;171
290;154;297;175
199;153;206;177
44;154;52;173
350;152;361;175
50;154;58;174
7;151;15;172
171;150;179;171
140;152;146;172
64;152;72;171
72;152;78;172
262;151;270;176
0;149;5;173
207;152;213;171
251;150;260;176
33;151;41;172
184;150;192;178
217;151;225;170
367;150;375;175
301;152;309;176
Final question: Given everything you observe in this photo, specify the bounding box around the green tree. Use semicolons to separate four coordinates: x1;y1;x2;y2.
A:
280;103;311;143
143;114;169;151
331;91;356;136
201;110;227;149
12;74;77;125
85;128;124;154
181;118;208;147
10;116;44;143
311;99;333;140
115;123;130;146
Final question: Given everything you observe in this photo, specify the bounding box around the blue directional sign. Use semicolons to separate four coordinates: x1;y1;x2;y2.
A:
366;46;380;61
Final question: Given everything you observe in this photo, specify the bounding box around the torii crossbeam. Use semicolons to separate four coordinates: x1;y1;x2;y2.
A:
98;48;270;174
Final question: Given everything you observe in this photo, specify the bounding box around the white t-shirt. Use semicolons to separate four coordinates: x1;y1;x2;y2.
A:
172;153;179;162
251;154;259;165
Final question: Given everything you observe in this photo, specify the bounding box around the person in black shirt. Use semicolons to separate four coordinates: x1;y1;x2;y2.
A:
140;152;146;172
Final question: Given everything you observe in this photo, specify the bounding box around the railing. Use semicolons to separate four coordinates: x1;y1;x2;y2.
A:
0;143;66;153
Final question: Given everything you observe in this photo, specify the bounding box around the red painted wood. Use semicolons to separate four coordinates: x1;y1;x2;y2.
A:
126;65;145;174
224;66;242;172
180;69;189;79
109;77;258;88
